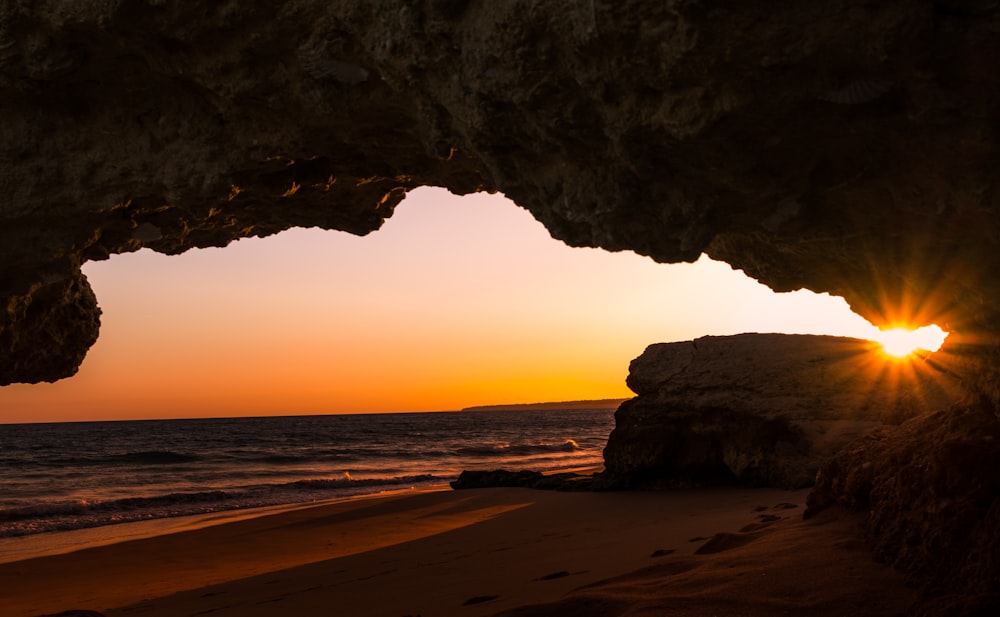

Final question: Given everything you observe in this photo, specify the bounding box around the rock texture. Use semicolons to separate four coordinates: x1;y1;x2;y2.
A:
806;402;1000;616
0;271;100;383
1;1;1000;389
603;334;964;489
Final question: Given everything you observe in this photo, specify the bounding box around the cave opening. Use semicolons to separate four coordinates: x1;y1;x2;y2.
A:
0;187;949;424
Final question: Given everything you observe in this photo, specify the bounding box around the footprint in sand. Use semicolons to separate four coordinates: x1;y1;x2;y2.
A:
754;502;798;512
739;514;784;532
694;531;764;555
462;595;500;606
650;548;676;558
535;571;571;581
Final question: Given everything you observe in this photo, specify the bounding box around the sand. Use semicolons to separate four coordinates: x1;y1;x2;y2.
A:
0;486;917;617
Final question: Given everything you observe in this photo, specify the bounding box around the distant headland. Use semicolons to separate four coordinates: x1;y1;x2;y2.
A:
461;398;627;412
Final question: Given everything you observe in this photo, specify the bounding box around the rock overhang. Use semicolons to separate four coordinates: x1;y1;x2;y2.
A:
1;0;999;393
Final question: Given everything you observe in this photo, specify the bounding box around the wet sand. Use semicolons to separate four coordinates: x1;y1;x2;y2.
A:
0;486;916;617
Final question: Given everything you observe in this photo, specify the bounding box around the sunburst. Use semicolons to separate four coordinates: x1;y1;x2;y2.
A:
872;325;948;358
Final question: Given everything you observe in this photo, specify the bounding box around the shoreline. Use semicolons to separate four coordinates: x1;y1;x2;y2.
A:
1;410;613;543
1;465;605;560
0;484;916;617
2;467;602;565
0;483;454;565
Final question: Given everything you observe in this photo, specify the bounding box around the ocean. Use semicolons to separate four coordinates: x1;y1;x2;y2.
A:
0;408;615;538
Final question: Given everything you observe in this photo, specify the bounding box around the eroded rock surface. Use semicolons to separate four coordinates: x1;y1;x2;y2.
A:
603;334;964;489
0;272;101;383
806;402;1000;616
1;1;1000;387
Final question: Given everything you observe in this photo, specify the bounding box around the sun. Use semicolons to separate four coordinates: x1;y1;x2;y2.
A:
873;325;948;358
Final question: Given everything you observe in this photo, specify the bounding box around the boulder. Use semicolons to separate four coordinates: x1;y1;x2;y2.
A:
603;333;964;489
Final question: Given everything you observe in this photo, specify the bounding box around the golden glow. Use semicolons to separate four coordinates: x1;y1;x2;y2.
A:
0;188;959;423
872;325;948;358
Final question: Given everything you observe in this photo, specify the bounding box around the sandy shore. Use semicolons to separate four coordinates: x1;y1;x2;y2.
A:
0;486;916;617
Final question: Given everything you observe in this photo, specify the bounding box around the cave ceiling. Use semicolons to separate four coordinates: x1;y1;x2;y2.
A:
1;0;999;387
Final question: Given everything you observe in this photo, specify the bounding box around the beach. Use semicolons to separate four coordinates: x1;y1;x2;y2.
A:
1;485;916;617
0;410;615;538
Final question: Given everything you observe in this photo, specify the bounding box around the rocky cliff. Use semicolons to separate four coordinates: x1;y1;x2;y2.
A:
603;333;964;489
1;1;999;389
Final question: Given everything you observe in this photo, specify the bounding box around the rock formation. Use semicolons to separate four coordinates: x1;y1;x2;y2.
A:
1;1;999;389
603;333;964;489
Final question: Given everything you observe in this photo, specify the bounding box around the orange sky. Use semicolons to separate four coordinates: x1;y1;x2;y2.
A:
0;188;941;423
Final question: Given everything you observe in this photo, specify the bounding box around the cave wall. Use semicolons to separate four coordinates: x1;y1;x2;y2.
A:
1;0;999;387
806;401;1000;615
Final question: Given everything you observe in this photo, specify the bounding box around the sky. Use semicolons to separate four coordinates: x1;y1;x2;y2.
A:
0;188;946;423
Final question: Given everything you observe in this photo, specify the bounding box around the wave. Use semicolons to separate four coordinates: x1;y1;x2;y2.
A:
0;500;92;522
30;450;202;467
4;440;589;470
238;452;358;465
290;473;439;490
0;490;231;523
455;439;581;457
110;450;202;465
0;473;447;537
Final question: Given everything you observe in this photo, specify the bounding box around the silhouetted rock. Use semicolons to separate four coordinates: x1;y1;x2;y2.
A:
451;469;596;491
806;402;1000;617
603;334;963;489
452;469;544;490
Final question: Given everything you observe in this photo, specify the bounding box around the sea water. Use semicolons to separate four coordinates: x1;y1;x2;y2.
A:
0;408;615;537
